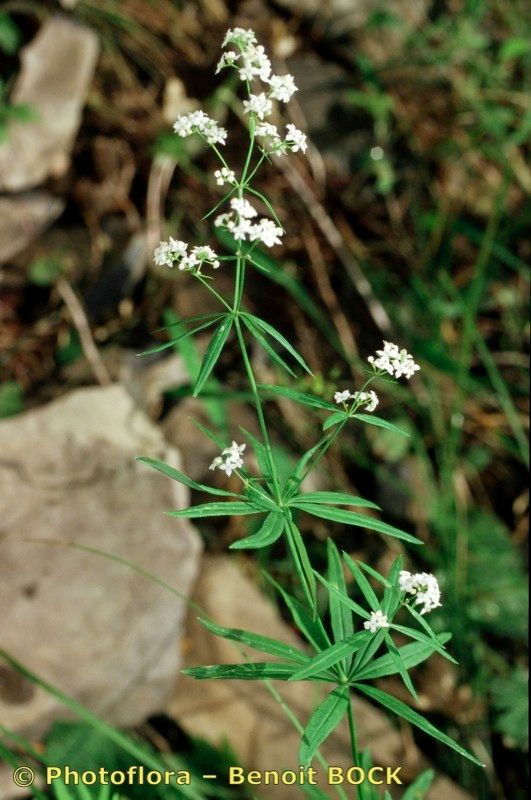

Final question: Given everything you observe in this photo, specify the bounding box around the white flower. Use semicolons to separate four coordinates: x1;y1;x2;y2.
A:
214;196;283;248
243;92;273;120
399;571;442;615
223;28;257;51
230;197;257;218
256;122;281;143
334;390;352;405
209;441;246;477
249;218;283;247
215;50;238;73
214;167;236;186
368;341;420;380
353;390;379;413
284;124;307;153
363;610;390;633
238;45;271;82
153;239;219;272
173;111;227;146
153;238;188;268
268;74;298;102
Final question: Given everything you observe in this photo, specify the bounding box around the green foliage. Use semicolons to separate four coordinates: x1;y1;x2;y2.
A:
0;380;23;418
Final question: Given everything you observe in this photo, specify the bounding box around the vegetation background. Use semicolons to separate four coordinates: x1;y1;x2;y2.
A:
0;1;528;799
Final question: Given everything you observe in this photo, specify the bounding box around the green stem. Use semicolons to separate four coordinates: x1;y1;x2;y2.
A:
235;316;282;503
347;698;363;799
195;274;233;312
264;680;349;800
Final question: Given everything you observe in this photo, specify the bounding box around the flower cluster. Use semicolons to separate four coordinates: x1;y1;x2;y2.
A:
218;28;298;102
368;341;420;380
214;27;306;155
364;610;390;633
153;238;220;272
333;389;379;413
215;197;283;247
256;122;308;154
399;571;442;615
214;167;236;186
173;110;227;146
209;441;246;477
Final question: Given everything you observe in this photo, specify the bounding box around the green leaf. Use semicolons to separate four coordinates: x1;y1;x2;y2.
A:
299;687;350;766
137;456;240;498
349;628;387;678
243;317;296;376
259;384;337;411
327;540;354;673
354;634;452;680
0;381;23;418
0;13;21;54
291;491;380;510
383;631;418;701
293;503;422;545
353;683;483;767
285;519;317;608
402;769;435;799
390;624;457;664
242;314;312;374
315;573;370;621
230;511;284;549
0;650;203;800
198;618;309;664
352;413;410;436
183;663;297;680
343;554;380;610
290;632;372;681
167;501;260;518
263;572;331;653
323;411;349;431
140;316;222;356
193;315;233;396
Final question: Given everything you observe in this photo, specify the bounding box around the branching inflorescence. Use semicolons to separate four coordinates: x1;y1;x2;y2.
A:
141;27;483;794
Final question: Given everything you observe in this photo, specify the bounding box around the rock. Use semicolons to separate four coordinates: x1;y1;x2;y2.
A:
0;16;99;191
0;193;65;264
170;556;470;800
0;385;202;736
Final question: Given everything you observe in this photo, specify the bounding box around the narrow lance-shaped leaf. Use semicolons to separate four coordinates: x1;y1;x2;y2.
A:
352;413;410;437
343;553;380;611
166;501;261;519
290;631;372;682
354;634;452;681
137;457;240;498
285;519;317;609
243;313;313;374
323;411;349;431
293;502;422;545
299;686;350;767
193;315;233;396
183;663;297;681
390;623;457;664
263;571;331;653
292;491;380;510
327;539;354;673
140;316;223;356
353;683;484;767
198;618;310;665
230;511;284;550
259;384;338;411
243;316;297;377
315;572;370;621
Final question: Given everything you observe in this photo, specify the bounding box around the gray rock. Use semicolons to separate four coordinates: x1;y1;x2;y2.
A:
0;385;202;737
0;193;65;264
0;16;99;191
